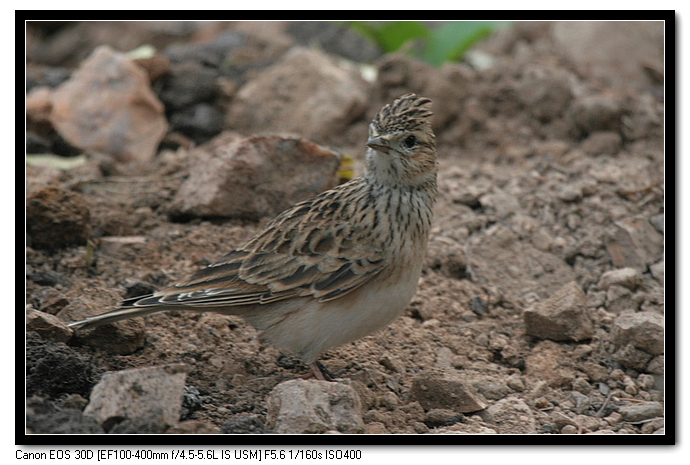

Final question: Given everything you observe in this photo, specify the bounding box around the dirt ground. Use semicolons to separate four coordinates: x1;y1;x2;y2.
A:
25;21;665;435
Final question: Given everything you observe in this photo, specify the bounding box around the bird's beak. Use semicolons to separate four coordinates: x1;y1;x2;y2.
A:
366;136;391;154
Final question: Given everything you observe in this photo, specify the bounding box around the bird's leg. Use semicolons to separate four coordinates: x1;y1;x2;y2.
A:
301;361;336;381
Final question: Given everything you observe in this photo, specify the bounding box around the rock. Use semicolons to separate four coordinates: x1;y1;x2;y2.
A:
613;344;654;371
169;133;340;220
611;312;664;355
618;401;663;422
569;94;622;134
580;131;623;156
227;47;368;145
49;45;168;163
646;356;664;375
83;364;191;430
25;406;104;434
649;213;664;233
220;415;269;434
604;285;638;315
473;379;510;401
484;397;538;434
26;332;100;398
26;307;73;343
409;370;487;413
26;86;53;125
525;340;579;388
424;408;464;427
598;267;643;291
266;379;364;434
605;217;664;270
649;260;664;285
36;289;69;314
523;281;594;341
66;297;147;357
378;392;400;411
167;420;220;434
158;61;219;112
26;187;91;250
98;236;147;255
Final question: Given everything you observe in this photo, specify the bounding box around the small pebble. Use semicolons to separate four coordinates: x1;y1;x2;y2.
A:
561;424;578;434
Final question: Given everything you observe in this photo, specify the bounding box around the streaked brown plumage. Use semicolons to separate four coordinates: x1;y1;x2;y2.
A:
68;94;437;380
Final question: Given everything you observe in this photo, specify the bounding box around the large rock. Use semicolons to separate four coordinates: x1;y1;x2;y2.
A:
83;364;191;430
49;45;168;163
266;379;364;434
169;133;340;220
227;47;368;145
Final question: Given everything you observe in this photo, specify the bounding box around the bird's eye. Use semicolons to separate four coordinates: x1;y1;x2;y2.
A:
403;135;417;148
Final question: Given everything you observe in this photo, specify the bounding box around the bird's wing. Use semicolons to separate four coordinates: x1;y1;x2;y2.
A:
153;179;388;308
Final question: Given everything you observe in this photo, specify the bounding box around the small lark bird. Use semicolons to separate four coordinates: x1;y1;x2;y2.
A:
68;94;438;380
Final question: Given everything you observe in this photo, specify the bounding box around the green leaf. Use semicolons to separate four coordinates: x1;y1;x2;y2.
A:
423;21;511;66
348;21;430;53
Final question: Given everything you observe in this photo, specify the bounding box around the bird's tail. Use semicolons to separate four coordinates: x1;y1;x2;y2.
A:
67;294;177;329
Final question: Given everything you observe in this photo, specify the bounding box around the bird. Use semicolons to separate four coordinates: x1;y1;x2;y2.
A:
68;93;438;381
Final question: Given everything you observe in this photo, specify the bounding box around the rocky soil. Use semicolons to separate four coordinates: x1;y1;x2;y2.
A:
25;21;665;435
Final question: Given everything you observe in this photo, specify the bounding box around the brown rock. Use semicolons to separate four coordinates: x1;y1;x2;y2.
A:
167;420;220;434
227;47;368;145
26;307;73;343
60;286;146;356
50;45;168;163
169;133;340;220
525;340;579;388
26;187;91;250
409;370;487;413
570;94;622;134
606;216;664;270
524;281;594;341
580;131;623;156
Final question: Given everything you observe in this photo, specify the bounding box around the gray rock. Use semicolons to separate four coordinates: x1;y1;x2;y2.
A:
524;281;594;341
227;47;368;146
613;344;654;371
83;364;191;430
484;397;538;434
266;379;364;434
611;312;664;355
618;401;663;422
598;267;643;291
649;260;664;285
